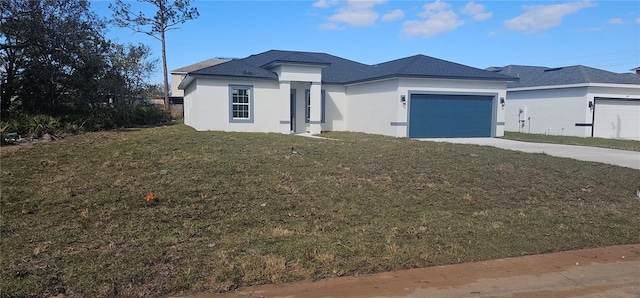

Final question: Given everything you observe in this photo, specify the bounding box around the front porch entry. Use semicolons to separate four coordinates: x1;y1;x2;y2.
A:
288;82;322;134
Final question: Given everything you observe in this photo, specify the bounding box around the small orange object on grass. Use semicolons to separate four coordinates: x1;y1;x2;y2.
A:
145;192;154;202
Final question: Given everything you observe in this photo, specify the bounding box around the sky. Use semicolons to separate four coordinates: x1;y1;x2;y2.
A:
90;0;640;85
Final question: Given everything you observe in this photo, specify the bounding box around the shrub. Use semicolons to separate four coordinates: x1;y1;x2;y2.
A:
28;114;60;138
3;114;28;135
131;104;170;125
83;107;117;131
1;104;170;143
1;114;30;144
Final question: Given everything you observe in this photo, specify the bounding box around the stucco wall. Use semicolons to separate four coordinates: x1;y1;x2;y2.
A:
184;78;282;132
587;85;640;102
345;79;400;137
273;65;322;82
183;82;196;127
505;87;591;137
323;84;347;132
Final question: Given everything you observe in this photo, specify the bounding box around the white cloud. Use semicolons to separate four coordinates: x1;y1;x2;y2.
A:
313;0;329;8
403;0;463;38
323;0;388;27
319;23;342;30
402;13;464;38
346;0;387;10
637;17;640;24
608;18;624;25
312;0;338;8
461;2;492;21
418;0;450;18
505;0;596;33
328;7;380;26
382;9;404;22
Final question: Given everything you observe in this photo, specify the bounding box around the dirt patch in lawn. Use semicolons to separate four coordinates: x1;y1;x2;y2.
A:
201;244;640;298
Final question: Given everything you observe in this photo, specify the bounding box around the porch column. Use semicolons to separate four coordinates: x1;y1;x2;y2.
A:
279;80;291;134
309;81;322;134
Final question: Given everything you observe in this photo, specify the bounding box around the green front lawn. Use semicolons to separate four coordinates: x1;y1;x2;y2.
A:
2;125;639;297
502;131;640;152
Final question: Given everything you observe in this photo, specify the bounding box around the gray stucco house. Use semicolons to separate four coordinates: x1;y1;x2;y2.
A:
178;50;516;138
489;65;640;140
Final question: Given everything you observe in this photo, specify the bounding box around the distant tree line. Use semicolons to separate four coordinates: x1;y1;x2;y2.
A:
0;0;171;138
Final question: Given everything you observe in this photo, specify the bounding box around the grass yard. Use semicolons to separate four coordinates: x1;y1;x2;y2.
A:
502;131;640;152
2;125;640;297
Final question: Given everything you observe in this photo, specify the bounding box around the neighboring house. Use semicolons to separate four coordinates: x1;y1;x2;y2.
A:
170;58;229;97
178;50;516;138
488;65;640;140
170;58;229;119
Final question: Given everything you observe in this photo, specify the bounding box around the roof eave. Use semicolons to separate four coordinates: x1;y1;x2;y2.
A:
509;82;640;92
346;74;518;85
181;73;279;83
177;74;195;90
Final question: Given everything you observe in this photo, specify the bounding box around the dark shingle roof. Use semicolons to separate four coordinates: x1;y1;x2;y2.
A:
489;65;640;88
187;50;517;84
348;55;516;83
262;52;332;67
191;59;278;80
239;50;373;84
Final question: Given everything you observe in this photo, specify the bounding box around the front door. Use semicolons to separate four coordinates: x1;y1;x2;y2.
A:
290;89;296;133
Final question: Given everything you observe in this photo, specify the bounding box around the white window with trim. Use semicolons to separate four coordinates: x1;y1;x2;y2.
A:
229;85;253;123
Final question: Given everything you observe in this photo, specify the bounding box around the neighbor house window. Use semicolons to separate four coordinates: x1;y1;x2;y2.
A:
305;89;326;123
229;85;253;123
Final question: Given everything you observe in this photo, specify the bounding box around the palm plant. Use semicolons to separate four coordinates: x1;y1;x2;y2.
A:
28;115;59;138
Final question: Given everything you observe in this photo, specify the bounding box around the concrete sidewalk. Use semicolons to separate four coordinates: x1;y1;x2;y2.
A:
420;138;640;170
194;244;640;298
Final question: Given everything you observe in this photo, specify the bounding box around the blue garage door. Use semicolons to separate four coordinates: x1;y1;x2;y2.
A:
409;94;493;138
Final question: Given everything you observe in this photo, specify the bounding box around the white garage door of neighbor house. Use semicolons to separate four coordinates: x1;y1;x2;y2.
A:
593;98;640;140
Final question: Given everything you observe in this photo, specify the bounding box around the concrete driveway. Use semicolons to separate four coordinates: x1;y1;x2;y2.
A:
420;138;640;170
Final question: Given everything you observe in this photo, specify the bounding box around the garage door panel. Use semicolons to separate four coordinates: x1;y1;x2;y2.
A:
593;99;640;140
409;94;493;138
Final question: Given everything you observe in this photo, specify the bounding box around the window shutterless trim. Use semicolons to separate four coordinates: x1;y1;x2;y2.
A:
229;85;254;123
305;89;310;123
321;90;325;123
305;89;326;124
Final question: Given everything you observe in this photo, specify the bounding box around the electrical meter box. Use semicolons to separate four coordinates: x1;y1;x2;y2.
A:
518;106;527;130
